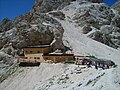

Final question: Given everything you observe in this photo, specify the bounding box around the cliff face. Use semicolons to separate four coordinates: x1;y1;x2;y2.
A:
34;0;102;13
112;0;120;14
0;0;120;54
0;9;65;51
0;0;119;52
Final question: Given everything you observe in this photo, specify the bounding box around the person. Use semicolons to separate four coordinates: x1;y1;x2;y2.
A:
99;63;104;70
87;61;91;68
97;63;100;68
92;61;96;66
104;64;109;69
80;60;83;65
75;60;78;65
107;64;109;69
95;62;98;69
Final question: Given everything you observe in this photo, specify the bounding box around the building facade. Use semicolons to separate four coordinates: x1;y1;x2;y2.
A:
43;53;75;63
19;45;75;63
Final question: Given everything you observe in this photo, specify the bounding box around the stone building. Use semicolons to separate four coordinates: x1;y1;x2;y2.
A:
19;45;75;63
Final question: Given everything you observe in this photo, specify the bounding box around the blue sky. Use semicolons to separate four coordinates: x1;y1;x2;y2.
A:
103;0;117;6
0;0;35;21
0;0;118;21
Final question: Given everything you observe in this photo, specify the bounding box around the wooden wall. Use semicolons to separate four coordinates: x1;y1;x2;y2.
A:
24;53;45;62
43;55;75;63
23;47;50;55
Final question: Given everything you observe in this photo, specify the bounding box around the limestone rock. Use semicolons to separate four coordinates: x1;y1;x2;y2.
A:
0;52;14;65
112;0;120;15
0;18;13;33
49;11;65;20
82;25;92;34
88;25;120;48
0;13;64;51
0;0;120;50
111;15;120;28
34;0;72;13
73;3;114;29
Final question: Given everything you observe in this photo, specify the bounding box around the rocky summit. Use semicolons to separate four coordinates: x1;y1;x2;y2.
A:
0;0;120;90
0;0;120;51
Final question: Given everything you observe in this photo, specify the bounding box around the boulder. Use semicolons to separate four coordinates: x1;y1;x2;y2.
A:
82;25;92;34
111;15;120;28
0;52;15;65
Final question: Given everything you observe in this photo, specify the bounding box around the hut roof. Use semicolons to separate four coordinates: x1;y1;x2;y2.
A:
23;45;50;48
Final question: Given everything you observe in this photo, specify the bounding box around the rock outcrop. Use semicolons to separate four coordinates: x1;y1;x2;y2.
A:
0;18;13;33
112;0;120;15
0;13;64;51
71;1;120;48
0;52;15;65
0;52;17;83
34;0;71;13
0;0;120;50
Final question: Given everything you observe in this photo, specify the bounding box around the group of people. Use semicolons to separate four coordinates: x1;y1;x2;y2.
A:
86;61;110;69
76;59;110;70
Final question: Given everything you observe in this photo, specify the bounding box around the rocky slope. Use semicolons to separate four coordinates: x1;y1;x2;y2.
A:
112;0;120;14
69;1;120;48
0;0;120;51
0;63;120;90
0;13;65;50
0;51;17;83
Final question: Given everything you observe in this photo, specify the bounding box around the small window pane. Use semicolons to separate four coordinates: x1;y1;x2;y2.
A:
37;57;40;59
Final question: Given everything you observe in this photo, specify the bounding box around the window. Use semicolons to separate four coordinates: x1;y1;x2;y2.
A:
25;51;28;53
30;51;32;53
37;57;40;59
34;57;36;59
25;57;28;59
37;51;40;53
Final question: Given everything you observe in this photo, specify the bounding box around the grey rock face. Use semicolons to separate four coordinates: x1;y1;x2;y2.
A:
82;25;92;34
34;0;72;13
0;52;14;65
48;11;65;20
0;18;13;33
88;25;120;48
0;0;72;51
71;1;120;48
0;0;120;51
34;0;102;13
111;15;120;28
0;38;7;49
112;0;120;15
0;13;64;50
1;43;16;56
73;3;114;29
0;52;17;83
